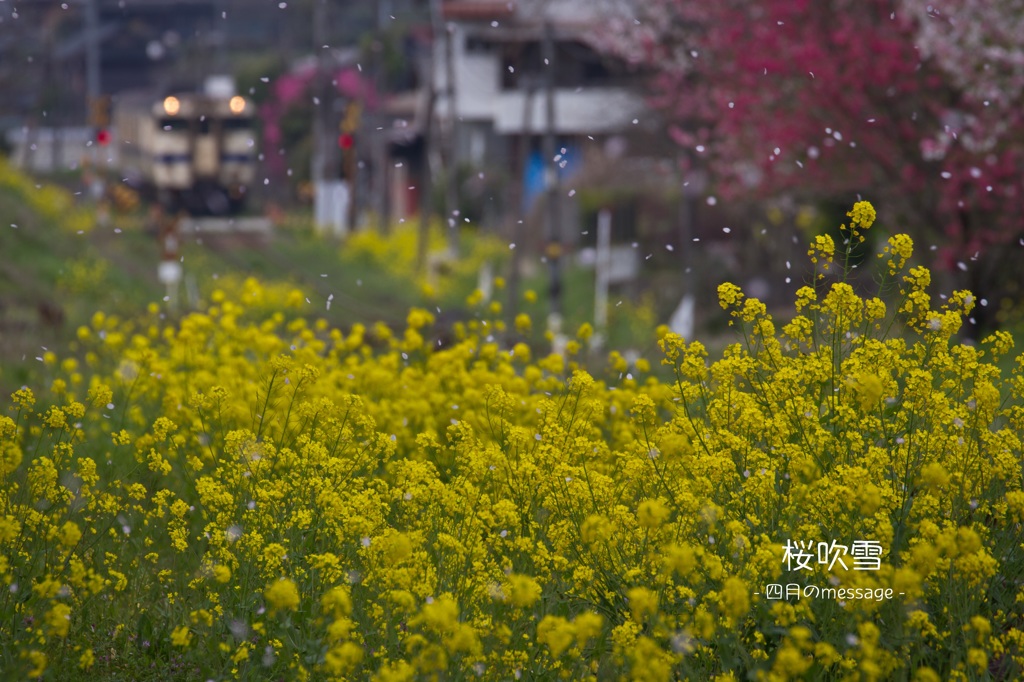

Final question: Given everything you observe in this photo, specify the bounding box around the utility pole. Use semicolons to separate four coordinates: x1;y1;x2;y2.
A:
374;0;391;234
311;0;328;189
431;0;459;257
85;0;100;120
679;153;696;295
312;0;347;237
417;87;436;273
443;19;459;256
541;18;563;331
505;77;536;329
669;151;698;340
595;208;612;336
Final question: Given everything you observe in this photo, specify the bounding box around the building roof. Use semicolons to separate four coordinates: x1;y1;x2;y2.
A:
442;1;516;21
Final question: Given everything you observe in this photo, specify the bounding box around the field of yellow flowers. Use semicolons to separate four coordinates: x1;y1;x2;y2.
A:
2;202;1023;681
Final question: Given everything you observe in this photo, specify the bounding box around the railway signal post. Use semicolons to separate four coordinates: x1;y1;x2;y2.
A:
157;208;183;314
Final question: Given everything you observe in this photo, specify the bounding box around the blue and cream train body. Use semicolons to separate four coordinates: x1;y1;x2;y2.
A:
112;92;256;215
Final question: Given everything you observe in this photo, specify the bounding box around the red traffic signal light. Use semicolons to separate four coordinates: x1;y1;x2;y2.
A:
96;128;111;146
338;133;354;150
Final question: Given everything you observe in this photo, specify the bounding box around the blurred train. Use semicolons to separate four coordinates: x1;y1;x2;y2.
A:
112;90;257;215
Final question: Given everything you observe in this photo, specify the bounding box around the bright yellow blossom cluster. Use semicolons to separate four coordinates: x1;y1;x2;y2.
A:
0;202;1022;679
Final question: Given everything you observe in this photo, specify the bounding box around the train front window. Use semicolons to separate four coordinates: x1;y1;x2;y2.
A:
158;118;190;132
221;118;253;131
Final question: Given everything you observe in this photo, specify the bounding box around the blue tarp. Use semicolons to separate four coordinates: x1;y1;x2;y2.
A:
523;143;578;212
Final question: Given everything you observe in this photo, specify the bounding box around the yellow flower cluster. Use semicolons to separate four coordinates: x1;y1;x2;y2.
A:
848;200;876;226
344;220;507;298
845;200;877;241
0;202;1022;679
808;234;836;274
0;157;95;234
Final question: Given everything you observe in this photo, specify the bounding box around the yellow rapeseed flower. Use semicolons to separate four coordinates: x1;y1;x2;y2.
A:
847;200;876;230
637;499;670;529
507;574;542;608
45;603;72;637
171;625;193;648
265;578;300;614
78;648;95;670
26;650;46;678
58;521;82;547
537;615;575;657
626;587;658;623
717;282;744;309
719;577;750;623
514;313;532;334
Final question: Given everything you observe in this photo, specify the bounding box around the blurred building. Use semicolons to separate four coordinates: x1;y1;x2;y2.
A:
435;0;644;165
382;0;655;239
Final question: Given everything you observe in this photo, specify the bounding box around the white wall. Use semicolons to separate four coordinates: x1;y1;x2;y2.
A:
433;22;646;136
493;87;644;135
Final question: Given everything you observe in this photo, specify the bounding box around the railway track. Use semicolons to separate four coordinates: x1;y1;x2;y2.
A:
177;216;273;236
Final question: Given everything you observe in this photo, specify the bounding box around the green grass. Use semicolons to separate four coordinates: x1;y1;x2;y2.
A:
0;169;673;395
0;194;432;392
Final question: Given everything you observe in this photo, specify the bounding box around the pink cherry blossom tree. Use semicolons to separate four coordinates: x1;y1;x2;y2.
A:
606;0;1024;331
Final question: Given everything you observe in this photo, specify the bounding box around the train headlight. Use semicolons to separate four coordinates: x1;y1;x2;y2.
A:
229;96;246;115
163;96;180;116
